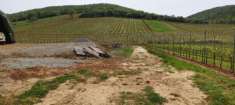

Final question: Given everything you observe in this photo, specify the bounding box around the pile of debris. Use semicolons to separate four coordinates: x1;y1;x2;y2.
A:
73;38;110;58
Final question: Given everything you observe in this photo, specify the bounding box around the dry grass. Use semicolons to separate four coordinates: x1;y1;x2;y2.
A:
8;67;72;80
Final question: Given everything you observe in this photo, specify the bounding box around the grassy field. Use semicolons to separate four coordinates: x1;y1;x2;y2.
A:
144;20;175;32
13;16;235;44
165;21;235;42
146;20;235;42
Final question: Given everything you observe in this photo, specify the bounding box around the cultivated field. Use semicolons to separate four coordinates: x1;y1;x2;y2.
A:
14;16;153;44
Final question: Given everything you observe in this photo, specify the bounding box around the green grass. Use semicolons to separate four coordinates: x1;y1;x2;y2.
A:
99;73;109;81
113;47;134;57
166;22;235;42
15;74;78;105
143;86;166;104
119;86;166;105
14;69;94;105
146;45;235;105
78;69;94;78
145;20;175;32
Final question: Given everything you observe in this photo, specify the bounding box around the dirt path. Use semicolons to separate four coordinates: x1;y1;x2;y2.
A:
36;46;208;105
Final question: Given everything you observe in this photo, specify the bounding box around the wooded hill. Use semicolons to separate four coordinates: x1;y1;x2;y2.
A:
7;3;186;23
188;5;235;24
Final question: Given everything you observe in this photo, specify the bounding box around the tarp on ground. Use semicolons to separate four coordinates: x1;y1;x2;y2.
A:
0;10;15;44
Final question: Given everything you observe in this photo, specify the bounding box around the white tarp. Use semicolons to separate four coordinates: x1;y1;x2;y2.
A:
0;32;5;41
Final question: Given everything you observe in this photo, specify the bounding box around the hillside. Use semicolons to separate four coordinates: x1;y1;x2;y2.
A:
13;15;235;43
14;16;154;44
188;5;235;24
8;3;186;23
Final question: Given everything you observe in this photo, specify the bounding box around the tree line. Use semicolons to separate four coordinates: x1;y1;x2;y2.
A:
7;3;206;24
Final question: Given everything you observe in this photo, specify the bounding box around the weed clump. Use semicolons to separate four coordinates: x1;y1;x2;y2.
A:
143;86;166;104
99;73;109;81
78;69;94;77
118;86;166;105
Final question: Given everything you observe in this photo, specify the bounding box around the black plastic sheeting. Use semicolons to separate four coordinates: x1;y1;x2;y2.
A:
0;11;15;44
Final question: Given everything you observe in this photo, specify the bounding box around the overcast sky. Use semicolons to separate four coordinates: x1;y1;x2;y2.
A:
1;0;235;17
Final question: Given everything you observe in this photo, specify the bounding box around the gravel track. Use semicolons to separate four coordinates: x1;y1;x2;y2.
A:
0;57;79;69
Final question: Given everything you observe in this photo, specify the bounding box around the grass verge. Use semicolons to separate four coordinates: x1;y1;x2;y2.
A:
13;68;115;105
14;74;78;105
146;45;235;105
14;69;93;105
119;86;166;105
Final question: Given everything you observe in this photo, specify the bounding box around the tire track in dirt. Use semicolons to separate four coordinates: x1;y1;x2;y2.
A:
36;46;208;105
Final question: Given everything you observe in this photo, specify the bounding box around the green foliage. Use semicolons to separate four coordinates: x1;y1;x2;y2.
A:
146;45;235;105
143;86;166;104
99;73;109;81
188;5;235;24
8;3;187;23
119;86;166;105
78;69;94;78
145;20;175;32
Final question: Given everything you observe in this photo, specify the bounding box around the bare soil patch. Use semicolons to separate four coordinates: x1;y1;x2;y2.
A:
36;46;208;105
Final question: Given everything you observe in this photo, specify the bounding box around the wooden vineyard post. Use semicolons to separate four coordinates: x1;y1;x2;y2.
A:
220;55;223;70
180;33;183;57
189;32;192;59
206;49;208;64
167;36;170;54
230;56;234;72
220;37;224;71
201;49;203;63
200;31;207;64
198;50;200;62
204;31;207;64
182;33;184;57
183;33;185;58
213;33;216;66
172;34;175;55
213;52;216;66
192;48;195;61
233;33;235;73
